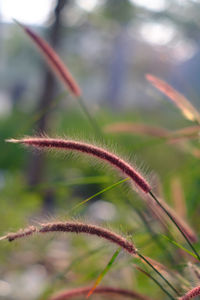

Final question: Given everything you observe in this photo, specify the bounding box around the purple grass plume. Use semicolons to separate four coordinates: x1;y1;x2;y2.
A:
1;221;137;256
7;137;151;194
48;285;152;300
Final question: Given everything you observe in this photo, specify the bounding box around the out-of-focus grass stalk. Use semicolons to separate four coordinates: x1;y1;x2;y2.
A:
14;20;101;136
138;253;180;297
149;191;200;262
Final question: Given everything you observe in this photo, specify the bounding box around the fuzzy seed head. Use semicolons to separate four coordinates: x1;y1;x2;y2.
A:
1;221;137;256
179;286;200;300
49;286;152;300
3;226;37;242
6;137;151;194
14;20;81;97
39;221;137;255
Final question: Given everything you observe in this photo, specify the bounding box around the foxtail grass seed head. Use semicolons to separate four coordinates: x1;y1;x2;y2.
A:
2;222;179;299
1;226;37;242
14;20;81;97
7;136;199;259
2;221;137;256
104;122;170;138
49;286;152;300
179;285;200;300
146;74;200;123
6;137;151;194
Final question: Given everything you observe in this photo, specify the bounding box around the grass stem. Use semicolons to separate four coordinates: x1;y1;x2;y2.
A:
149;191;200;262
77;96;102;137
135;265;176;300
138;252;179;298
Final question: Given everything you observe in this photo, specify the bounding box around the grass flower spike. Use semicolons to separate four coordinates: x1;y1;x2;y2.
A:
1;221;179;299
104;122;170;138
2;221;137;256
7;137;151;193
7;136;200;261
146;74;200;124
14;19;81;97
48;286;152;300
179;285;200;300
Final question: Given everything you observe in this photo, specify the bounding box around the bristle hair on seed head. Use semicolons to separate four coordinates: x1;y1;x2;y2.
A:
2;226;37;242
1;221;137;256
129;154;153;195
7;136;151;194
179;285;200;300
6;138;20;143
39;221;138;256
15;21;81;97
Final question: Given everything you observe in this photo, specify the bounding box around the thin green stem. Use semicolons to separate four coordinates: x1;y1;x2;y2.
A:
114;187;176;265
77;96;102;137
138;252;180;297
134;207;176;265
135;264;176;300
149;191;200;262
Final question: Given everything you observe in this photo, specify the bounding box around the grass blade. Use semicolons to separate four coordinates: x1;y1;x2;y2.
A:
162;235;198;259
87;248;121;298
70;178;130;212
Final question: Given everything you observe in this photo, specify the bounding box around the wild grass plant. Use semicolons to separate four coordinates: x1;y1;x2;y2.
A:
1;22;200;300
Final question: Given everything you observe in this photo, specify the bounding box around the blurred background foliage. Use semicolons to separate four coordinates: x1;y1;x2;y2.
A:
0;0;200;299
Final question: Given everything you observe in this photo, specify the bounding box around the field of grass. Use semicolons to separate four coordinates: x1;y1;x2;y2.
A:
1;22;200;300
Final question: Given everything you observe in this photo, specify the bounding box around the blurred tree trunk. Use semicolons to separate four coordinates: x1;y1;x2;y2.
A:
106;28;128;108
103;0;133;109
37;0;68;132
27;0;69;211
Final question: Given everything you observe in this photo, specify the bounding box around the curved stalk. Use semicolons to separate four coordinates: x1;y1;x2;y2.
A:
149;191;200;262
